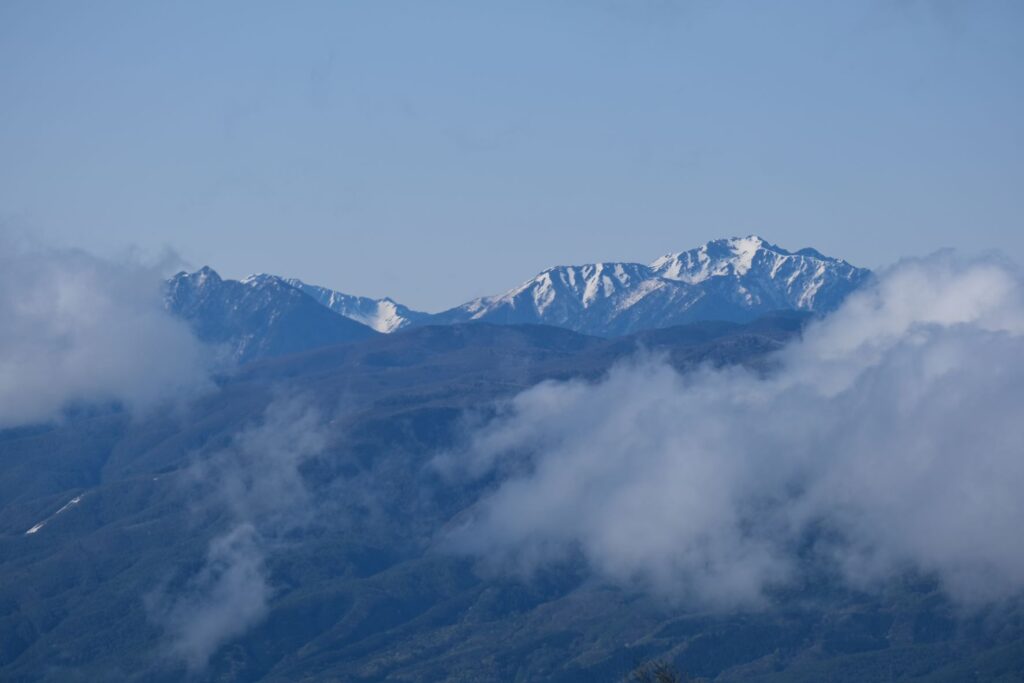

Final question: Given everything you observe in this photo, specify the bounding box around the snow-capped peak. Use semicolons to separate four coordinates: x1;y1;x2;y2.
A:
650;235;787;283
280;277;428;333
495;262;652;316
241;272;273;286
170;265;222;287
168;236;870;341
436;236;871;336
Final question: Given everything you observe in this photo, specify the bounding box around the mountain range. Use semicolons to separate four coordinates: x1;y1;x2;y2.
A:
168;236;871;362
5;237;1023;682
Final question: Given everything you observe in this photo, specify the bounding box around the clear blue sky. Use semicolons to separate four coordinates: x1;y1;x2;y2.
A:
1;1;1021;311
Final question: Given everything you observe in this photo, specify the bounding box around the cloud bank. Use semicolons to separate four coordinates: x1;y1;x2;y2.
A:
0;238;210;428
153;397;328;670
439;252;1024;608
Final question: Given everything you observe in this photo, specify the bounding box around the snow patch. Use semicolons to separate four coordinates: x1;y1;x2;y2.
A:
729;235;763;275
24;495;83;535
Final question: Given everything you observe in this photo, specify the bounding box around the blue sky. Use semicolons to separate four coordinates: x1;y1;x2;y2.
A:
1;1;1021;311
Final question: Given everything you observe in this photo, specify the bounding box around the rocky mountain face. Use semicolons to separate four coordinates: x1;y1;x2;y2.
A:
165;237;869;362
277;277;429;333
432;236;871;336
165;267;378;363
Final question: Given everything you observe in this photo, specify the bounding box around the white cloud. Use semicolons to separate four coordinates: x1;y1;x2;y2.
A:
152;397;328;670
157;523;271;671
438;252;1024;608
0;238;211;427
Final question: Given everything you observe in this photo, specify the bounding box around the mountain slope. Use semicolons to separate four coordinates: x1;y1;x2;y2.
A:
165;267;379;363
2;318;1019;682
168;237;869;341
275;277;429;333
431;236;870;336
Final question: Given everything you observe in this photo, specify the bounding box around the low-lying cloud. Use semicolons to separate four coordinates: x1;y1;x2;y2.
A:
152;397;328;670
0;237;211;428
155;523;270;670
439;252;1024;608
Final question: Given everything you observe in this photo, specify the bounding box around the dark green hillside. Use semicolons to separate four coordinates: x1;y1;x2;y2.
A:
1;318;1021;682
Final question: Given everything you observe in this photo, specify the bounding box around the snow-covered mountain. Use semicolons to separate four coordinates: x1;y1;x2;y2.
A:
166;267;378;363
432;236;870;336
275;277;428;333
166;237;871;355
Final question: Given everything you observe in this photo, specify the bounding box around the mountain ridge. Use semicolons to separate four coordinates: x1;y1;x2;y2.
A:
432;235;870;336
241;274;431;334
165;267;379;363
166;236;870;360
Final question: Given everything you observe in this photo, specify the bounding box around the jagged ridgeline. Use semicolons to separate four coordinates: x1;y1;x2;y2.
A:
166;235;870;362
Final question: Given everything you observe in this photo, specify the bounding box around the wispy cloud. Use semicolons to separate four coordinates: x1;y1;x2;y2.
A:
0;235;211;428
150;396;328;670
154;523;270;670
438;252;1024;608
